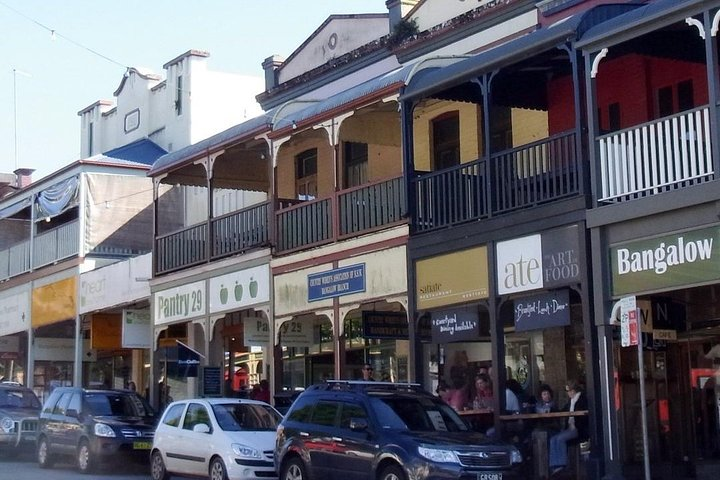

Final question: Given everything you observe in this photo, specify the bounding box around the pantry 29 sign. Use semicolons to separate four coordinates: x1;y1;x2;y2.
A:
611;226;720;296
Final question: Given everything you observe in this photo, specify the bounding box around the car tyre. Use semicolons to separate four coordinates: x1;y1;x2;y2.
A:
210;457;229;480
281;456;307;480
77;439;96;474
151;450;171;480
37;437;55;469
379;464;406;480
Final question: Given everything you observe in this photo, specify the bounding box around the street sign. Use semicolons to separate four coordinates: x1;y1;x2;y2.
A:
620;296;638;347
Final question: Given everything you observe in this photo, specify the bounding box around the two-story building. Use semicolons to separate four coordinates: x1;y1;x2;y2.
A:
0;50;262;402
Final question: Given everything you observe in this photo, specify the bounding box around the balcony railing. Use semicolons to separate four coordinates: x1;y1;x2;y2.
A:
33;220;80;269
598;106;714;202
275;176;407;254
211;202;270;259
413;131;579;233
155;202;271;275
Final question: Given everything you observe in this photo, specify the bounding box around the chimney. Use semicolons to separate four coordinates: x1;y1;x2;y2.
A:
14;168;34;188
262;55;284;91
386;0;418;31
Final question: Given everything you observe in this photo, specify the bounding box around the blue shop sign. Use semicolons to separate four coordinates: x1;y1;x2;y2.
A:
308;264;366;302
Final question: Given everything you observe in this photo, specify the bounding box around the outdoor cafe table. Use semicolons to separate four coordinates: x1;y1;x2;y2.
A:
497;410;589;479
457;408;494;431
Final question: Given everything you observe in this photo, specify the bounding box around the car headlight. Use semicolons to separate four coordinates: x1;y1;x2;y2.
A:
0;417;14;433
418;446;459;463
232;443;261;459
510;447;523;464
94;423;116;438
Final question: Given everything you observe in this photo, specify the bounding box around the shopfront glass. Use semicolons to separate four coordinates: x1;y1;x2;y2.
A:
279;315;334;391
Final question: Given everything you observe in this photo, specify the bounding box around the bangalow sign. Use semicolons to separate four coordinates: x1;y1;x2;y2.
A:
610;226;720;296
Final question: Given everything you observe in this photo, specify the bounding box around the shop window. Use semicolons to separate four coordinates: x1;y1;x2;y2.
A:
432;112;460;170
658;86;673;118
678;80;694;112
490;106;513;152
343;142;368;188
296;149;318;200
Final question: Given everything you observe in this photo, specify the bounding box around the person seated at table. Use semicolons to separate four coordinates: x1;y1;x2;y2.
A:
469;373;493;409
535;384;557;414
447;378;470;411
549;379;589;476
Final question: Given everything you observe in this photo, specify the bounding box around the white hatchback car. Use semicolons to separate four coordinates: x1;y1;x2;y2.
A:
150;398;282;480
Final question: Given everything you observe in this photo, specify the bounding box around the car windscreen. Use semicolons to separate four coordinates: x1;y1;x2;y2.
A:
211;403;282;431
85;393;154;417
370;395;469;432
0;389;41;409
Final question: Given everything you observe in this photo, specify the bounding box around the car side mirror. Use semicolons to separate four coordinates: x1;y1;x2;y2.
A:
66;408;79;419
349;417;369;432
192;423;211;434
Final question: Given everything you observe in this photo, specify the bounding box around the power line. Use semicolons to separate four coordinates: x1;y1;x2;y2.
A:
0;0;129;71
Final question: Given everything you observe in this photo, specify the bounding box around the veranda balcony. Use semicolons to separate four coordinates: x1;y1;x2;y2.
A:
598;106;714;203
413;130;579;233
275;176;406;254
0;220;80;281
154;202;271;275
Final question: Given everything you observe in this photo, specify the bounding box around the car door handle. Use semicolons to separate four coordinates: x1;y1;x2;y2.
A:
300;432;309;437
332;437;342;442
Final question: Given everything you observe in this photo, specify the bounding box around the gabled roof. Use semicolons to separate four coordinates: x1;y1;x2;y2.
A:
102;138;167;166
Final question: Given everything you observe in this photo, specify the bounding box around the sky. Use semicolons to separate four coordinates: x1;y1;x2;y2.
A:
0;0;389;182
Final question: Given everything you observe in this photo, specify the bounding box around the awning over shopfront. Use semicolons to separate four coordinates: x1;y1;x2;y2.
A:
401;2;641;102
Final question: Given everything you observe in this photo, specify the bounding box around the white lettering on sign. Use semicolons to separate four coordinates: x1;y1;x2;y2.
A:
496;235;543;294
432;314;475;336
154;280;206;325
617;236;713;275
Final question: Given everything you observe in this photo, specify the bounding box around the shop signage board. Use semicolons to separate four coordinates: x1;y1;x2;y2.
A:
243;317;270;346
209;264;270;314
122;309;151;348
416;246;489;310
0;336;19;353
201;366;223;397
279;319;314;347
513;289;570;332
610;226;720;296
79;254;151;314
308;264;366;301
496;226;581;295
176;341;203;378
0;289;29;337
430;306;480;343
90;314;122;349
153;280;206;326
34;337;96;362
362;312;408;339
32;277;77;328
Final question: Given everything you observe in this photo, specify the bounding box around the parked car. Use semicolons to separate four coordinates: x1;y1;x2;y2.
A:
275;381;524;480
36;387;156;473
150;397;282;480
0;381;41;453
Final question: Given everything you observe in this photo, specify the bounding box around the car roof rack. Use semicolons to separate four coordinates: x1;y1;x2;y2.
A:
307;380;424;393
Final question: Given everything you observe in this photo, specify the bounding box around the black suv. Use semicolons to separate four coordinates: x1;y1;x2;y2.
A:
36;387;156;473
0;382;41;451
275;381;523;480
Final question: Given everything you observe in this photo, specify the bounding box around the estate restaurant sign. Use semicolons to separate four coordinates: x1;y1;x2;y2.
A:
610;226;720;296
431;306;480;343
496;226;581;295
416;246;489;310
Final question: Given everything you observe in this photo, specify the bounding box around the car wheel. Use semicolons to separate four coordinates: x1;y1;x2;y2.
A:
210;457;229;480
77;439;95;474
379;464;406;480
151;450;171;480
37;437;54;469
281;456;307;480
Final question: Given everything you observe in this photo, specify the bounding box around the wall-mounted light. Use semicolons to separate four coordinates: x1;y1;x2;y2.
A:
44;216;51;223
292;121;298;130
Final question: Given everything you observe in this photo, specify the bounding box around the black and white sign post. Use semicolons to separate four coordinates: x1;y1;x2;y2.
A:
620;296;650;480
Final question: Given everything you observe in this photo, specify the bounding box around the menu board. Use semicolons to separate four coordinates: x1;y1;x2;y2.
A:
202;366;223;397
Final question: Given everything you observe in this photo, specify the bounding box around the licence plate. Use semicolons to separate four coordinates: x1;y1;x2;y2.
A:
477;474;502;480
133;441;152;450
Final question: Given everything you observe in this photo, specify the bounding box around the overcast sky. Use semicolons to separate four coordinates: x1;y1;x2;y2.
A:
0;0;389;182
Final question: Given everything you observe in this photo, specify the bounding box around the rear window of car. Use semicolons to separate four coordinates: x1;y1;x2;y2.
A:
0;389;41;409
85;393;154;417
212;403;282;431
369;396;469;432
